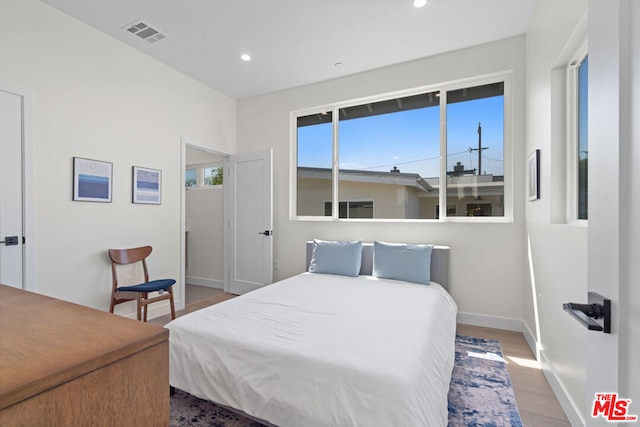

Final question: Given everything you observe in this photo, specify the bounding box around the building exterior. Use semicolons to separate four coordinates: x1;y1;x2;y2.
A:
297;165;504;219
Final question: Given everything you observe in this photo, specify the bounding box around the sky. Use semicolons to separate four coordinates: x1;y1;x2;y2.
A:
297;93;504;179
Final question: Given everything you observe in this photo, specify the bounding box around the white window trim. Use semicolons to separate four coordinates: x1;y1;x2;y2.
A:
290;71;513;223
566;42;588;225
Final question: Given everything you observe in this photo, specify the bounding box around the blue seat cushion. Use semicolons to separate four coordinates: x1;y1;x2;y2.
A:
117;279;176;293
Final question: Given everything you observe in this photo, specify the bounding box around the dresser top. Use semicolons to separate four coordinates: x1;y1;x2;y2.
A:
0;284;169;410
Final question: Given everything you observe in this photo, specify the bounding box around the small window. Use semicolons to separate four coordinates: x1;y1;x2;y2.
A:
204;166;223;186
577;55;588;220
185;168;197;187
446;82;504;218
297;111;333;216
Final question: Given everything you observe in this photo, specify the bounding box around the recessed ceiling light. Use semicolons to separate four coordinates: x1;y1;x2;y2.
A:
240;54;251;62
413;0;427;8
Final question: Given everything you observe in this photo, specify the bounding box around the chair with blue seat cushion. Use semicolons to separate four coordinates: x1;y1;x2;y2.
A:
108;245;176;322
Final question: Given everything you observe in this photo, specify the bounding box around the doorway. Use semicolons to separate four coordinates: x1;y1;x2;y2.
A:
181;142;228;309
0;84;33;292
180;141;273;311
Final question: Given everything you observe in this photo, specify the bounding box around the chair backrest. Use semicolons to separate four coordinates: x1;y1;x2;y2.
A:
108;246;153;289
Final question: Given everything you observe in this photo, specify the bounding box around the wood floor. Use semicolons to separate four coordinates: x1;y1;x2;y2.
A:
152;289;571;427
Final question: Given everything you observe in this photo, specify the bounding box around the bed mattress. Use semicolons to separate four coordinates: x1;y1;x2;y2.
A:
166;272;457;427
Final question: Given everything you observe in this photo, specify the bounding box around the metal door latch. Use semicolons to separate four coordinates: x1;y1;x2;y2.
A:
0;236;19;246
563;292;611;333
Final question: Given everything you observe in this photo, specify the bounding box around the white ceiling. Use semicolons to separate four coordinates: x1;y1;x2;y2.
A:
41;0;535;100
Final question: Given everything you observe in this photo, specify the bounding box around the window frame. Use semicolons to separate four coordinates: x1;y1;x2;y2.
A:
290;72;513;222
566;42;588;224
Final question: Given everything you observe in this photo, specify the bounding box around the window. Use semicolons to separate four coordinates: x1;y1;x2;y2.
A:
565;48;588;222
296;111;333;216
446;83;504;217
204;166;223;186
576;55;588;220
337;92;440;220
185;168;197;188
294;75;510;221
185;164;223;188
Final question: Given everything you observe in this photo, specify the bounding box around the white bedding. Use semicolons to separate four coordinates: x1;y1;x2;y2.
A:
166;273;458;427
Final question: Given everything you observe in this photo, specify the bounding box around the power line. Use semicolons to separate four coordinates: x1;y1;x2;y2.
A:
355;150;469;171
482;155;503;162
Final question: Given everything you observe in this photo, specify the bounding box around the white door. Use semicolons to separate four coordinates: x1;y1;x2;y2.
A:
226;149;273;295
0;88;24;289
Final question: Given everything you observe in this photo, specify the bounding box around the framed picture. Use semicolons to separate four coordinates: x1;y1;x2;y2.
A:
73;157;112;202
528;149;540;201
132;166;162;204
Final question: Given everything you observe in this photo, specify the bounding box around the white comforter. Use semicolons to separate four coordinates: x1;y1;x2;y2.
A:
166;273;458;427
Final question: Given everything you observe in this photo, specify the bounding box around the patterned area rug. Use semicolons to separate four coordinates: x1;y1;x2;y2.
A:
170;335;523;427
448;335;523;427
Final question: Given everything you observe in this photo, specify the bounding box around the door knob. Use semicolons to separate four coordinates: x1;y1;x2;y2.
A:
258;230;272;236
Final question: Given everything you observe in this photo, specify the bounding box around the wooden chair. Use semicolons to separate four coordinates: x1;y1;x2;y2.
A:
108;246;176;322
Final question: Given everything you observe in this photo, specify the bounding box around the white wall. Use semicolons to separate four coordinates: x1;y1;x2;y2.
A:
0;0;237;317
524;0;588;424
185;187;224;288
238;36;527;325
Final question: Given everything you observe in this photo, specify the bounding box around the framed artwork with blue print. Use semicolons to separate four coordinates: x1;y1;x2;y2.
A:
73;157;112;203
132;166;162;205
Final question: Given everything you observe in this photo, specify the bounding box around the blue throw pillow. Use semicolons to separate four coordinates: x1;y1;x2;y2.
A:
373;241;433;284
308;239;362;277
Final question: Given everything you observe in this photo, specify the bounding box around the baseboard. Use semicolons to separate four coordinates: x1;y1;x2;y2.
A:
539;350;585;427
457;312;523;332
521;322;539;358
186;277;224;289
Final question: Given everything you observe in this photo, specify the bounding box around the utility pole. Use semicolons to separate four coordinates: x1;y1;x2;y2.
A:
469;122;488;176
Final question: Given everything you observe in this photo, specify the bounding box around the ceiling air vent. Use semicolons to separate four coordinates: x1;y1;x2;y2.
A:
123;20;168;44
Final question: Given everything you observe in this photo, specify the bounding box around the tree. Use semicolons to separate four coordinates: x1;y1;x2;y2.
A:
204;167;223;186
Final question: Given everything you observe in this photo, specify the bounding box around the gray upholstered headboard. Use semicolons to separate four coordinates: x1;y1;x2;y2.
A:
305;242;450;290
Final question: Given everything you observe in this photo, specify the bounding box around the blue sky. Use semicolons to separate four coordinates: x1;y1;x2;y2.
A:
298;94;504;179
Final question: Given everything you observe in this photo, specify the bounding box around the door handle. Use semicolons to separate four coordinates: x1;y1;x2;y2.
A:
258;230;272;236
0;236;19;246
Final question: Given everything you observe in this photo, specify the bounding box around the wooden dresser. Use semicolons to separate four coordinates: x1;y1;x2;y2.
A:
0;284;169;426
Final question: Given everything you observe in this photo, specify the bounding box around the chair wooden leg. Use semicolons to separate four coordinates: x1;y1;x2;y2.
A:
168;287;176;320
136;294;143;321
143;293;149;322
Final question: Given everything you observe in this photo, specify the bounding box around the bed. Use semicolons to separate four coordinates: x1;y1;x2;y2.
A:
166;241;457;427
